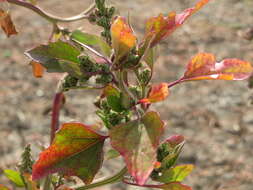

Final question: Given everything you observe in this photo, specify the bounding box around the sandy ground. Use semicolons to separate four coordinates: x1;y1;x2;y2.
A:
1;0;253;189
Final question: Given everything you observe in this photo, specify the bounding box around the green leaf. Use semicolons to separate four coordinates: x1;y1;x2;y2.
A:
3;169;25;187
59;61;83;79
110;111;164;185
25;40;81;73
156;165;194;183
32;123;106;184
71;30;111;56
107;95;123;112
103;85;120;97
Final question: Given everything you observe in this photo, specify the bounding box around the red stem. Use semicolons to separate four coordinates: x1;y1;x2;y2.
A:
50;92;65;144
167;78;184;88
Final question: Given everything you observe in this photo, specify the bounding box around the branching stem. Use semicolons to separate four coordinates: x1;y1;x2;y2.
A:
6;0;95;23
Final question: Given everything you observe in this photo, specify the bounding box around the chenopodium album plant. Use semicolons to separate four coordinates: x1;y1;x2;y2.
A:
1;0;253;189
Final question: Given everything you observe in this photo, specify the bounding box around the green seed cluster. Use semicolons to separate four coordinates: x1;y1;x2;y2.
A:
62;75;79;89
96;97;130;129
124;54;140;68
63;56;113;90
139;69;151;85
89;0;115;43
18;144;34;174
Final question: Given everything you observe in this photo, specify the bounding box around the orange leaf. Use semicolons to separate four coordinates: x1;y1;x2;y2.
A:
143;0;210;47
0;9;18;37
111;16;137;61
182;53;253;81
30;61;44;78
154;161;162;169
139;83;169;104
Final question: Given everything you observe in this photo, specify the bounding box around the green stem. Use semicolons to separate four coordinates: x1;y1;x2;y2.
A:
6;0;95;23
74;167;127;190
64;85;106;91
43;175;52;190
133;70;146;99
119;70;136;102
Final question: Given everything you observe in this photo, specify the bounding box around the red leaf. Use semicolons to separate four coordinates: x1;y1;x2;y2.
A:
143;0;210;47
30;61;44;78
139;83;169;104
110;111;164;185
111;16;137;61
0;9;18;37
182;53;253;81
32;123;106;184
166;135;185;148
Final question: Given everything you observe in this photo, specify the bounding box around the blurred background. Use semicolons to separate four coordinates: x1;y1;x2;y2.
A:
1;0;253;189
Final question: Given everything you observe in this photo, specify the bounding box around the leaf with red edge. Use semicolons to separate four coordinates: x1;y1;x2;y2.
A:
182;53;253;81
111;16;137;61
143;0;210;47
139;83;169;104
110;111;164;185
0;9;18;37
32;122;106;184
166;135;185;148
30;61;44;78
159;182;192;190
